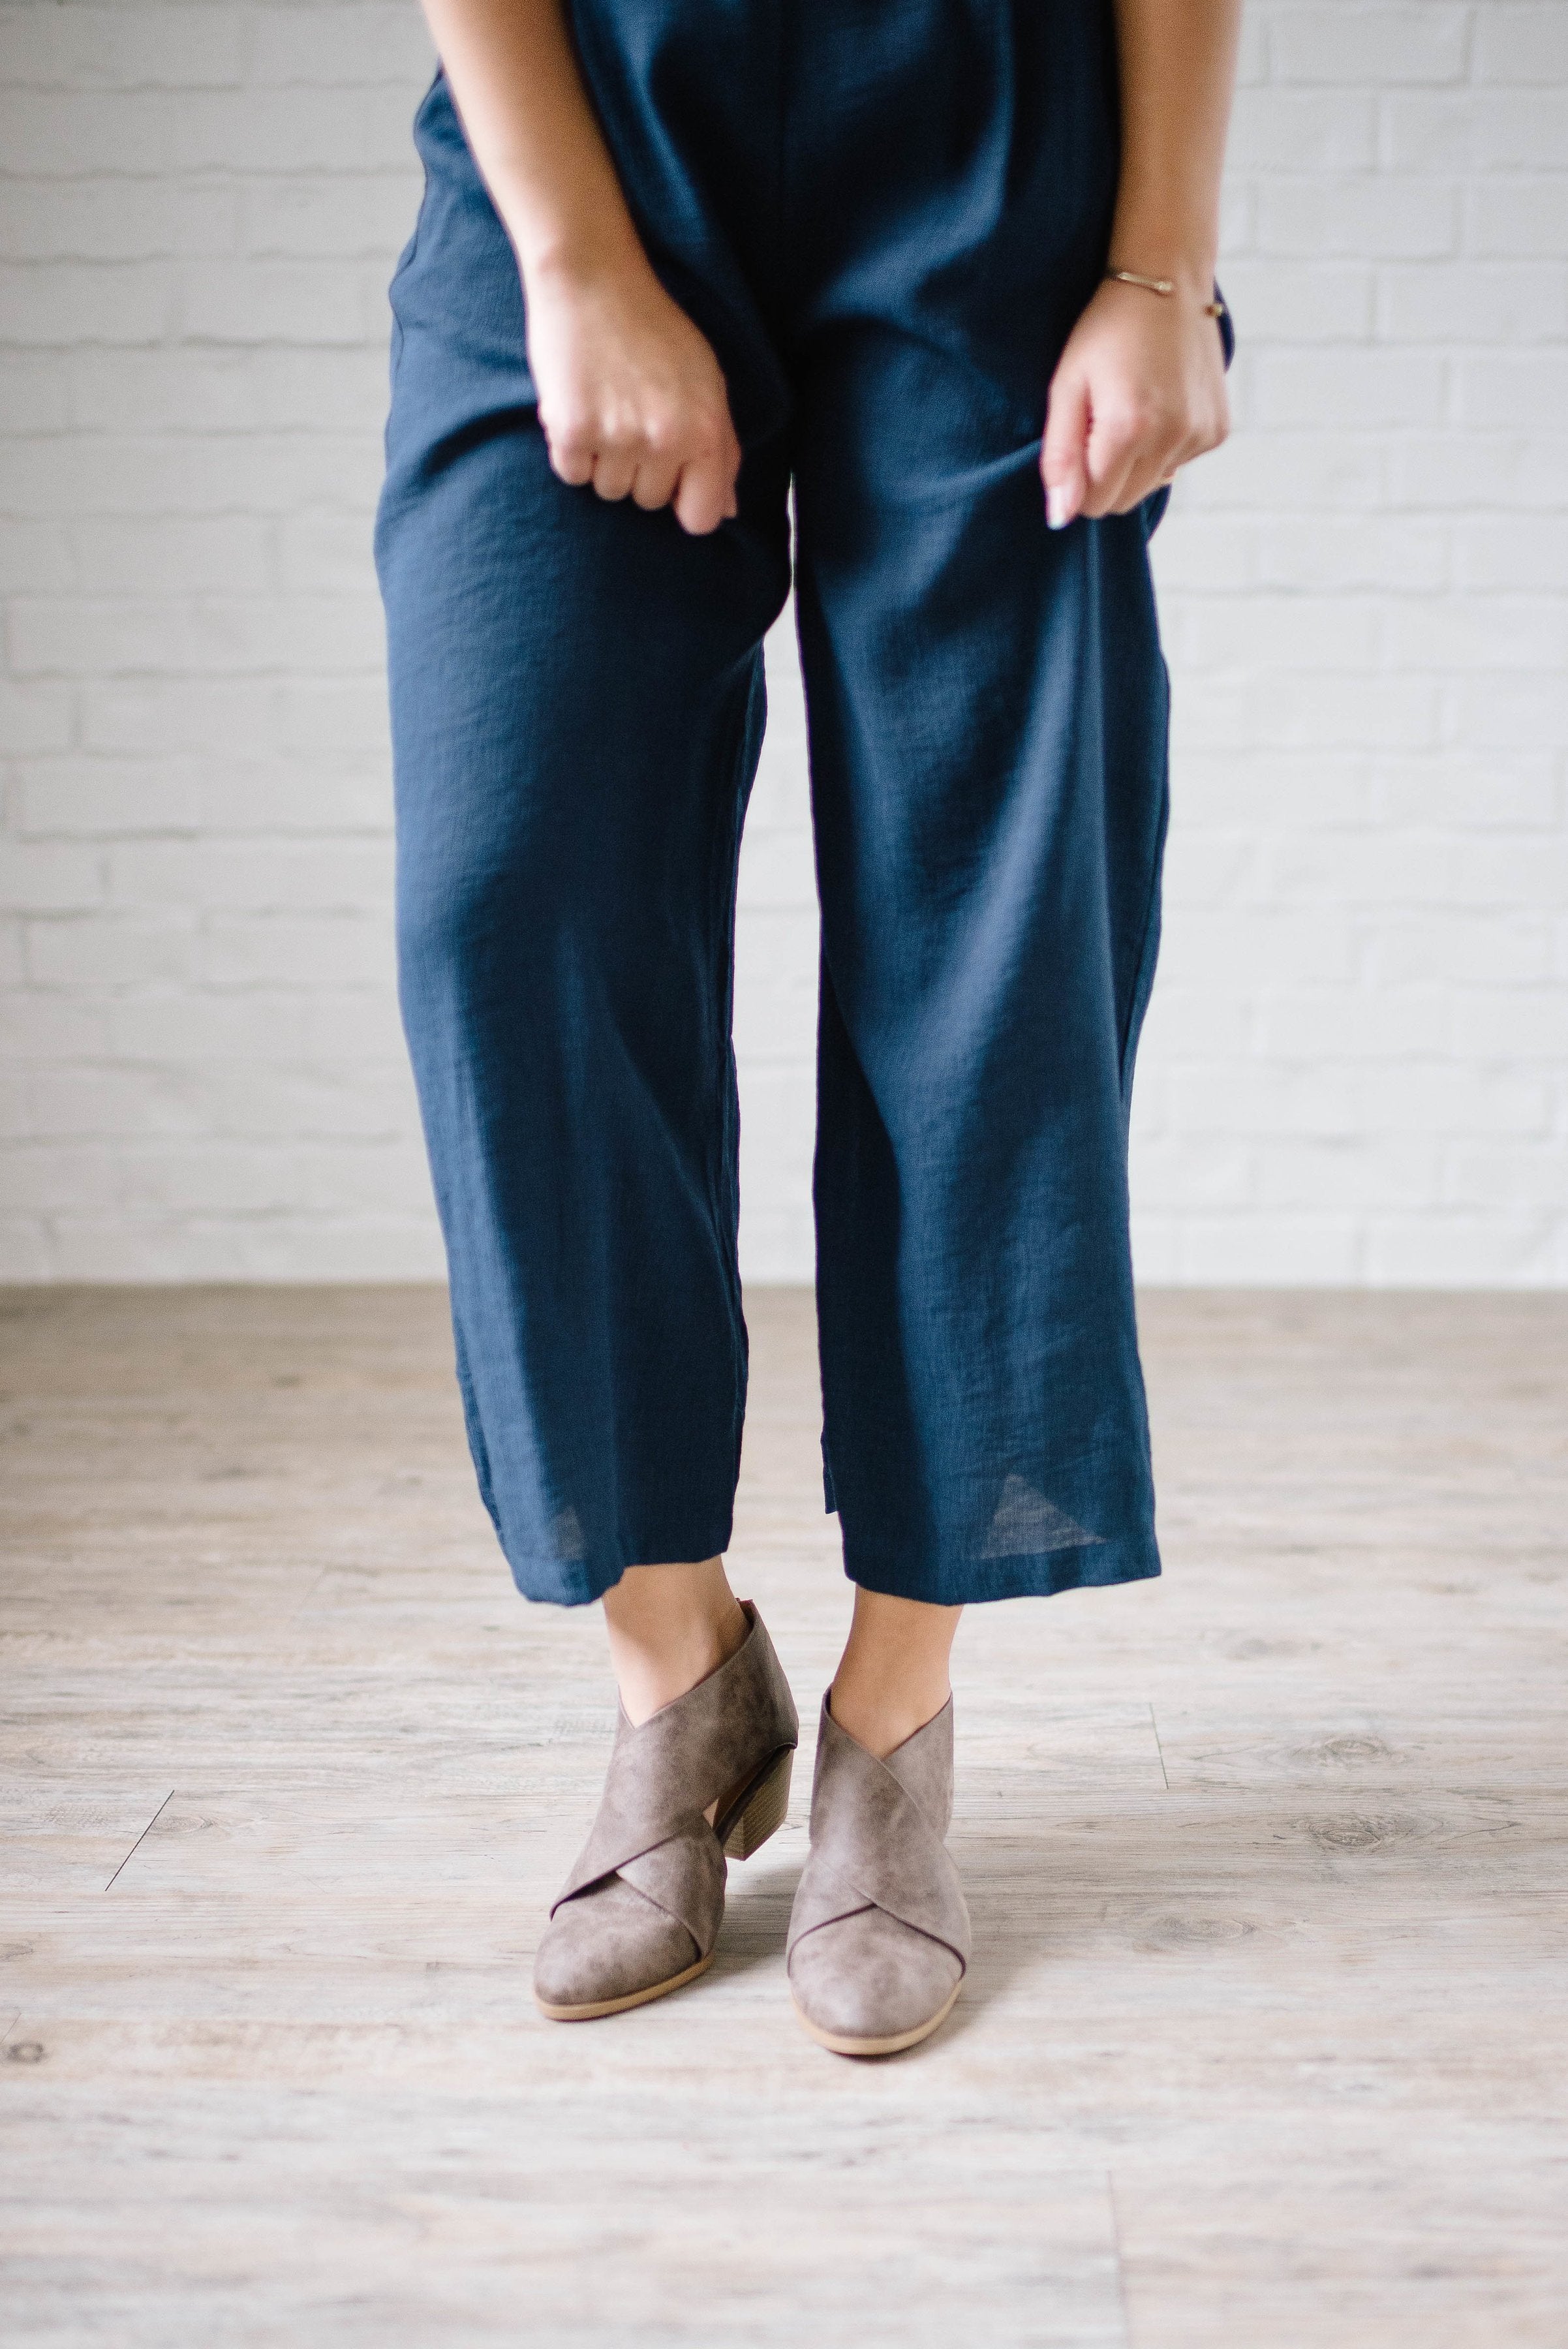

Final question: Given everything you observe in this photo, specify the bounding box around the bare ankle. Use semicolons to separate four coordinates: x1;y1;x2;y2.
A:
602;1556;748;1726
829;1586;962;1760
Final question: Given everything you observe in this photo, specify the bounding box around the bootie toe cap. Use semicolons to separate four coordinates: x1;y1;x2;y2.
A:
533;1875;701;2018
789;1906;962;2050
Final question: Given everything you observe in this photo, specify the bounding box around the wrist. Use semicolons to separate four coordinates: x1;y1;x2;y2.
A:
1107;198;1219;301
496;182;651;298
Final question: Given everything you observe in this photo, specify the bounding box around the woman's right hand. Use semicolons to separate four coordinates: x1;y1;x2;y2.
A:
524;255;743;536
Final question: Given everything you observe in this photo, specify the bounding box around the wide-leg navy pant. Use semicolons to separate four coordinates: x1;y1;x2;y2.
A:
377;0;1201;1610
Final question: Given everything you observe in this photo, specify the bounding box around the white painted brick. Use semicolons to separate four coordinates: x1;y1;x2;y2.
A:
274;679;390;754
107;990;313;1064
1257;673;1446;752
1383;594;1568;673
1182;431;1389;512
72;516;273;596
1377;261;1568;346
0;6;245;91
242;175;418;260
24;914;197;987
1372;914;1555;989
1465;177;1568;260
247;7;435;90
0;350;73;432
1364;1214;1560;1285
275;511;376;593
0;1220;53;1278
0;840;104;912
1443;1143;1568;1214
202;1067;411;1142
1359;1066;1551;1138
1259;176;1460;261
1169;596;1383;673
1473;6;1568;86
1253;1135;1443;1210
1;433;383;520
108;837;392;914
28;1062;210;1139
9;594;383;679
301;987;407;1060
0;260;179;345
44;1215;253;1281
0;991;108;1062
1209;259;1375;343
1178;1215;1364;1283
1270;7;1469;86
0;521;73;594
80;681;277;756
1451;989;1568;1061
178;258;384;347
1253;346;1449;429
0;915;26;987
1256;987;1451;1062
0;181;239;264
0;681;74;753
1455;351;1568;433
1227;90;1378;174
202;912;392;987
1449;674;1568;752
0;87;414;177
16;757;202;837
1377;752;1560;829
1383;92;1567;174
1387;431;1568;513
1454;519;1568;592
0;1140;123;1213
1252;518;1451;592
735;823;817;911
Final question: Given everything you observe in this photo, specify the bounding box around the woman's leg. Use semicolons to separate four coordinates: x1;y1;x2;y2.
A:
377;71;800;2019
377;74;792;1610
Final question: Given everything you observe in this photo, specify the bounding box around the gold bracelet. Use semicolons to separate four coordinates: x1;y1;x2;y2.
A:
1105;266;1228;321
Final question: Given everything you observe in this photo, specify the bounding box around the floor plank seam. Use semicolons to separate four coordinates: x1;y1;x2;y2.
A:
1148;1703;1170;1791
1107;2169;1137;2349
104;1790;174;1892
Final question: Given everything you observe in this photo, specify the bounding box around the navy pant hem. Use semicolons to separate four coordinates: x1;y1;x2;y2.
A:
502;1514;737;1609
840;1536;1162;1608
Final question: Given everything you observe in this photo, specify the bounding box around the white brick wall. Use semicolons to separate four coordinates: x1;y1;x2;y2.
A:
1;1;1565;1284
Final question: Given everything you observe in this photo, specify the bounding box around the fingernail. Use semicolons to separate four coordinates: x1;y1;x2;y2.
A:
1046;484;1071;530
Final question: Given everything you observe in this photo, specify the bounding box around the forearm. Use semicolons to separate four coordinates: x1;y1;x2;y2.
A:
419;0;646;283
1109;0;1242;298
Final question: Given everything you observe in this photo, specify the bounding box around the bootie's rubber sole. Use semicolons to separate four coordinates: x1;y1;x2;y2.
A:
791;1980;961;2058
535;1946;716;2023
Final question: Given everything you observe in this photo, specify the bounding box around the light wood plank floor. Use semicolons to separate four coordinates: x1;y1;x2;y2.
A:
3;1285;1565;2347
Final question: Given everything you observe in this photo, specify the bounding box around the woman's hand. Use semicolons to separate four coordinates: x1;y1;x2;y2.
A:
525;256;742;537
1041;277;1229;529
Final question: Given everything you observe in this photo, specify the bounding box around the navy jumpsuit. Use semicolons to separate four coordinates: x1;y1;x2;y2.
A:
375;0;1225;1610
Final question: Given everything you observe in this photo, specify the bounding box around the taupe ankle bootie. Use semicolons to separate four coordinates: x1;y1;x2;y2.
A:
787;1693;970;2057
534;1601;798;2021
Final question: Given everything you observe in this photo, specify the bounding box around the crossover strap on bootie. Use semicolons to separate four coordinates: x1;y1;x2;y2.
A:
788;1695;971;1973
551;1599;798;1959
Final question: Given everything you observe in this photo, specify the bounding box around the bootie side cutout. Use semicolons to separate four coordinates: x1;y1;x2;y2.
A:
534;1601;799;2021
787;1692;970;2057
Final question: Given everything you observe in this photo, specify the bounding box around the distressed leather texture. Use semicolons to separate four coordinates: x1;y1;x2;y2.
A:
533;1601;798;2009
787;1694;970;2043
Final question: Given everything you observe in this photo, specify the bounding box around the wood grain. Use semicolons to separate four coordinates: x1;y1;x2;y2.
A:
2;1284;1566;2345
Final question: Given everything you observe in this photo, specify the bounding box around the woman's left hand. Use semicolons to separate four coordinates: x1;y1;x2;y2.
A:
1041;276;1229;529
